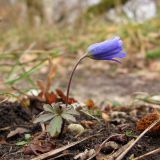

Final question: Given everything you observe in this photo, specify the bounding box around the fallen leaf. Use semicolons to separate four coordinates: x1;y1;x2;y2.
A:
102;112;110;123
23;143;54;155
45;92;57;104
23;132;56;155
56;88;77;104
31;135;96;160
7;127;29;138
81;120;95;128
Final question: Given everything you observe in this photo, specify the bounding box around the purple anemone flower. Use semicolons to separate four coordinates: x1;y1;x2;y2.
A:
87;36;126;62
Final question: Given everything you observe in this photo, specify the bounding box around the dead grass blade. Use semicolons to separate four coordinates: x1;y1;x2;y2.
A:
111;139;134;159
31;135;97;160
115;118;160;160
134;148;160;160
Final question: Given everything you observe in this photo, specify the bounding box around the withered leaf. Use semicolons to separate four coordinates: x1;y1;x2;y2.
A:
23;143;54;155
56;88;77;104
81;120;95;128
45;92;57;104
23;132;56;155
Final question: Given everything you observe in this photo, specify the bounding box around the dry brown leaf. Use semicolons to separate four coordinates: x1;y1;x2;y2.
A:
102;112;110;123
56;88;77;104
81;120;95;128
31;135;96;160
45;92;57;104
23;142;55;155
23;132;56;155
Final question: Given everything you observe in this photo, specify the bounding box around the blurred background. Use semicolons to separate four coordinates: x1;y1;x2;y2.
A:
0;0;160;104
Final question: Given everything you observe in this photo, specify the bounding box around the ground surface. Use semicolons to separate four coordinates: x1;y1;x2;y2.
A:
0;100;160;160
55;58;160;105
0;57;160;160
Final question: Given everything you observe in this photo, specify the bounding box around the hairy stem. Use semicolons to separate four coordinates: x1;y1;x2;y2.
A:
66;53;88;106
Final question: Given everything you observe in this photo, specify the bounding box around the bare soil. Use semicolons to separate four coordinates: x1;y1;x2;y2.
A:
0;100;160;160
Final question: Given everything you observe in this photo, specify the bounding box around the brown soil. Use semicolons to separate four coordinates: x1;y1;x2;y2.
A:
0;100;160;160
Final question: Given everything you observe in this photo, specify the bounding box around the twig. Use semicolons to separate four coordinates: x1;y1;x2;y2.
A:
0;126;11;131
112;139;135;159
134;148;160;160
116;118;160;160
0;97;9;104
52;152;73;159
87;133;123;160
31;135;97;160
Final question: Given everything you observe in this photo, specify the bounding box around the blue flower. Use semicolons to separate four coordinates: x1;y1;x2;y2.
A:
87;36;126;62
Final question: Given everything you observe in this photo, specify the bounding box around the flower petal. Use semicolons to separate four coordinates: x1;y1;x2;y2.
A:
87;36;126;61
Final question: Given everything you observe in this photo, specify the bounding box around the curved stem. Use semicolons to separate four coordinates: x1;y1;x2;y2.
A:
66;53;88;106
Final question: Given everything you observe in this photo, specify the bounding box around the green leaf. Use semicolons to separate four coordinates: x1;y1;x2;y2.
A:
33;113;54;123
61;113;76;122
24;134;31;140
47;116;63;137
16;141;28;146
43;104;55;113
64;108;80;116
